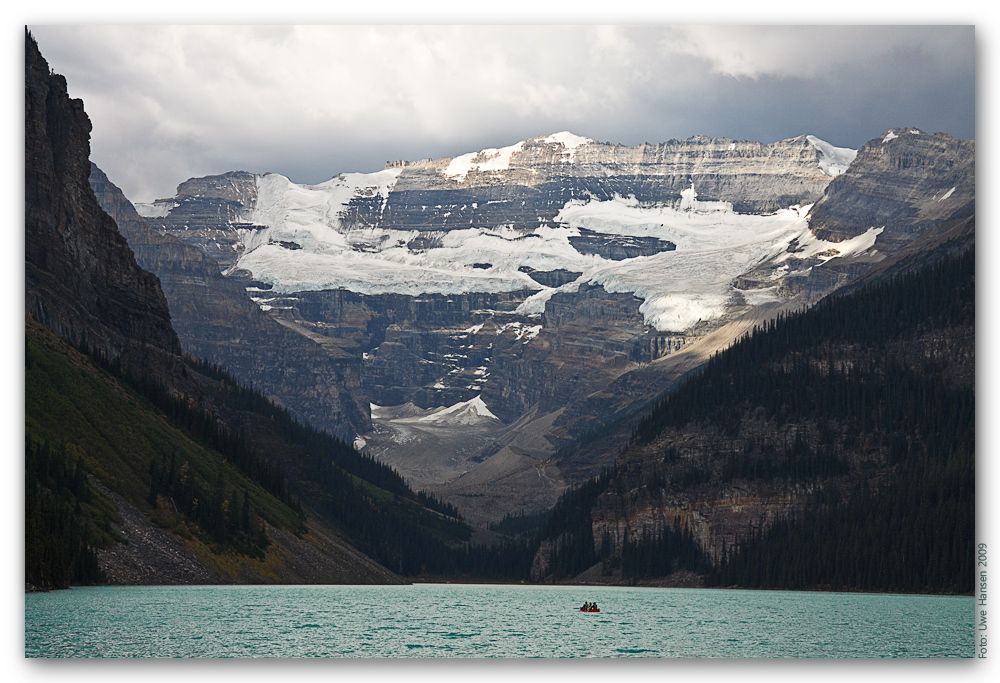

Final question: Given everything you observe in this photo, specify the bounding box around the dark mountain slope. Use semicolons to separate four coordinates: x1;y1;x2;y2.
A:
26;316;402;587
530;245;974;594
24;31;476;588
24;32;183;384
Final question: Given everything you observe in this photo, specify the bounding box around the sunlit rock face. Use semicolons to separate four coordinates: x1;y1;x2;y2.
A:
117;128;973;523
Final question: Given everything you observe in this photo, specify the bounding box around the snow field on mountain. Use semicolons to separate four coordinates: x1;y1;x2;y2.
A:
443;132;594;180
231;137;878;334
236;186;880;332
246;169;402;251
371;395;500;427
544;194;812;331
806;135;857;177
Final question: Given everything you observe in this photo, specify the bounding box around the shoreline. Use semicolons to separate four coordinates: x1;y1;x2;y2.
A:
27;579;974;599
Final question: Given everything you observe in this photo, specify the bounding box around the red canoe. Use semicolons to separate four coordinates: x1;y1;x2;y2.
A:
580;608;600;613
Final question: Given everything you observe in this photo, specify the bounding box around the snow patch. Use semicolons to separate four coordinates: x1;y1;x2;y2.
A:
539;131;592;160
135;201;178;218
516;281;580;317
776;226;883;264
375;395;501;427
806;135;857;177
415;395;499;425
938;187;956;202
501;321;543;343
882;131;899;144
444;141;525;181
370;402;425;420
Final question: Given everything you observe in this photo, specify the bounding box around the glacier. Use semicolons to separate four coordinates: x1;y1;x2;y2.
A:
222;133;876;333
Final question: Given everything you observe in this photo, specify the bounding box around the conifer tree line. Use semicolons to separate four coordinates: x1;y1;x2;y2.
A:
25;435;113;589
146;453;272;558
87;349;300;509
533;468;615;579
530;247;974;592
80;343;475;574
185;356;461;520
706;418;973;593
632;248;974;446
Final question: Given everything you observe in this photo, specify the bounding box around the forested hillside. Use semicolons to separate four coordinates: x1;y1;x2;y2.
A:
530;245;974;593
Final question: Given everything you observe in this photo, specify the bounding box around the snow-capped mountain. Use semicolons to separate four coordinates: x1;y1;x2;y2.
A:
139;132;860;334
117;128;974;523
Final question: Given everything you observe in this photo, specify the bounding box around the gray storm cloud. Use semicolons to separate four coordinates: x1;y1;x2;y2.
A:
29;24;974;204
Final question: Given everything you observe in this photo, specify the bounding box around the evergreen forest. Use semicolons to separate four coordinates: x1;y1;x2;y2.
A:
533;247;974;593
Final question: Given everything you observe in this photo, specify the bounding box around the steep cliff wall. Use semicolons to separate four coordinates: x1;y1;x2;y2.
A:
808;128;974;245
25;32;183;380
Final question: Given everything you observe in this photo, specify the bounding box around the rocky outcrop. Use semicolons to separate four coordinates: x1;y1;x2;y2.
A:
91;477;224;585
90;165;371;439
379;133;835;230
568;229;675;260
808;128;974;246
140;171;259;269
24;32;183;382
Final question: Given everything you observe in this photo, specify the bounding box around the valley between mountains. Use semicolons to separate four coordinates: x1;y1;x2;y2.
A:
96;122;972;532
26;28;974;592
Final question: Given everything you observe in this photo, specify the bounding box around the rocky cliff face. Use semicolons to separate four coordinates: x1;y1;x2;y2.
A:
89;165;370;439
25;33;182;380
809;128;974;245
373;133;835;230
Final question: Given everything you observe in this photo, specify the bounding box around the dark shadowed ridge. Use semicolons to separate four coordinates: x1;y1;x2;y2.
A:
24;29;187;388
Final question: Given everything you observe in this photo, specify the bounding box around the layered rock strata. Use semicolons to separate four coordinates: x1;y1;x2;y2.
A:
809;128;974;245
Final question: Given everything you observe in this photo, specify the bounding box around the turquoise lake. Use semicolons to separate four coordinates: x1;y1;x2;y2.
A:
24;583;974;658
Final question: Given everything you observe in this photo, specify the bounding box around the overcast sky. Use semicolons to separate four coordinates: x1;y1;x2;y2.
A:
27;23;975;204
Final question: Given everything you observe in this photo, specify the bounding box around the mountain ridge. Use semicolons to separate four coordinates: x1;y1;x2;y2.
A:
25;32;184;387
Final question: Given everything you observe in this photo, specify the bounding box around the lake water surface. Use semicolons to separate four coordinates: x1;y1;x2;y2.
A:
24;583;974;658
